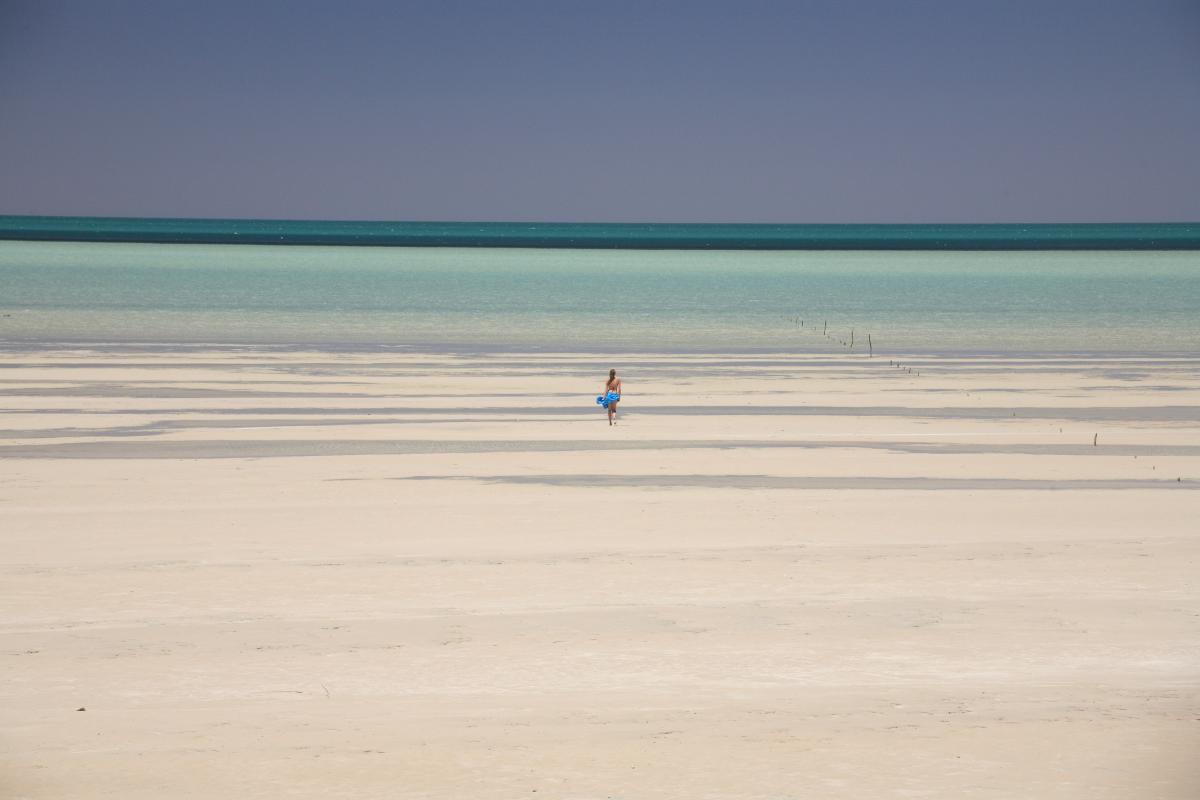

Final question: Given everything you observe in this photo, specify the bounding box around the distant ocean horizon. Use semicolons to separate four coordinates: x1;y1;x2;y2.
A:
3;216;1200;250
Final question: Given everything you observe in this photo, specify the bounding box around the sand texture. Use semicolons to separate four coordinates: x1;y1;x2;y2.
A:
2;348;1198;798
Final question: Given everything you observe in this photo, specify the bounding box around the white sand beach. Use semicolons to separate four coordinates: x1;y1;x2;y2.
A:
2;348;1198;798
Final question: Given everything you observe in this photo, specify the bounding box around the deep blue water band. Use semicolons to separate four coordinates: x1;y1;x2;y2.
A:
1;216;1199;250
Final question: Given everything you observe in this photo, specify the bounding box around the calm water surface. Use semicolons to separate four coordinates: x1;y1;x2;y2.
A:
1;241;1197;354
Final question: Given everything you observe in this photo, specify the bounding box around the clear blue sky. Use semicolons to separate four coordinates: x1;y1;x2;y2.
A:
2;0;1198;222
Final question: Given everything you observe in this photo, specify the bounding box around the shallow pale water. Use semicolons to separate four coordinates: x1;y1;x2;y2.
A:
1;241;1197;354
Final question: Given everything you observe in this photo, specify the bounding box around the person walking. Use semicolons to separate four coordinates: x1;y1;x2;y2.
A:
598;368;622;426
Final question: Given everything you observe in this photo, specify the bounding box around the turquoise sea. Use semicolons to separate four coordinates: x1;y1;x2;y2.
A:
1;237;1198;354
4;217;1200;249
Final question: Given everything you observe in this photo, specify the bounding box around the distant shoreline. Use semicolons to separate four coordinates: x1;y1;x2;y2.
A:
3;340;1199;362
3;216;1199;250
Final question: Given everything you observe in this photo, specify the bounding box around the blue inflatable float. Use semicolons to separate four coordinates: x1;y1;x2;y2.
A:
596;391;620;409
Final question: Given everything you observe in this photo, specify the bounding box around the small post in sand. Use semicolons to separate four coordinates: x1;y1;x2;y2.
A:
1094;433;1098;446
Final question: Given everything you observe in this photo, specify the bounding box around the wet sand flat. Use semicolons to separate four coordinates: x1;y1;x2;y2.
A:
2;347;1198;798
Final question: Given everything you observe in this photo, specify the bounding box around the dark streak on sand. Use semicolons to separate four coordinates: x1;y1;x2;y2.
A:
3;438;1199;460
398;474;1195;491
4;404;1199;423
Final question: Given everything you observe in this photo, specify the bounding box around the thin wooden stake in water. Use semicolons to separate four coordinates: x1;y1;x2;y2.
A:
850;329;854;350
823;320;827;336
868;333;873;356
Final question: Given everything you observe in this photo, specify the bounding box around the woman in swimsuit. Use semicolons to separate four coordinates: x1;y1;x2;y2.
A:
603;368;621;426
